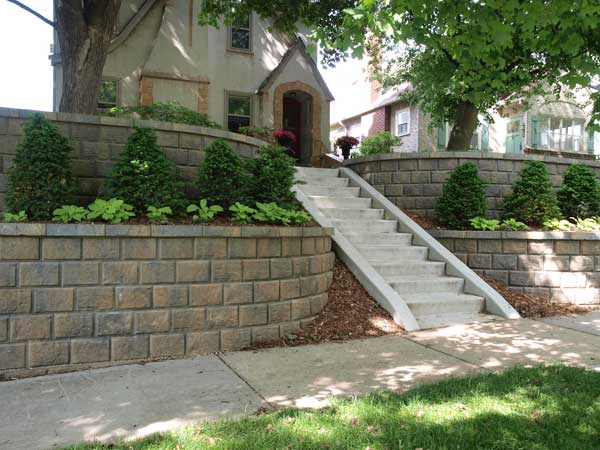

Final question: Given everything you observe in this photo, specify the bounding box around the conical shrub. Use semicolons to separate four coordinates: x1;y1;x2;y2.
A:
557;164;600;218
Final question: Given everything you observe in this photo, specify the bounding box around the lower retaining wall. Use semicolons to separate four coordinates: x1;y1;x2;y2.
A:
430;230;600;305
0;224;334;378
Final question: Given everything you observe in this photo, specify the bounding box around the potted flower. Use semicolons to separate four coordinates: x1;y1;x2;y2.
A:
273;129;296;148
335;135;360;160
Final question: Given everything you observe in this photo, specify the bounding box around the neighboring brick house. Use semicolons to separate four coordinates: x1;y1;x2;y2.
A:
50;0;334;166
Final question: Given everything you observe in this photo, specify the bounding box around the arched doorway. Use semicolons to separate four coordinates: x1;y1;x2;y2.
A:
282;91;313;165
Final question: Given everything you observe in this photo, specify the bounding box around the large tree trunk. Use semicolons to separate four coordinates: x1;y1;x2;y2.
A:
55;0;121;114
446;101;479;151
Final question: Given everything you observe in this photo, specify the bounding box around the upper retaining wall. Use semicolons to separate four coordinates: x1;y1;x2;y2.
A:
0;224;334;378
0;107;266;207
345;151;600;218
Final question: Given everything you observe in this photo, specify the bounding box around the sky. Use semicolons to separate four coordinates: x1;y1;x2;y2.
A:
0;0;364;117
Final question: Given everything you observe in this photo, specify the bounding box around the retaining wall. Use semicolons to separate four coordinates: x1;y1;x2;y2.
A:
0;107;265;207
430;230;600;305
0;224;334;378
345;152;600;218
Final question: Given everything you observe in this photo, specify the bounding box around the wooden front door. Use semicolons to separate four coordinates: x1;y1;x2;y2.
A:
283;96;302;162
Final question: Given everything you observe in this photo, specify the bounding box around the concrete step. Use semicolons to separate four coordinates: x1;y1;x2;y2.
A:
295;167;339;177
309;196;372;209
346;233;412;245
332;219;398;234
358;245;428;260
387;275;464;295
371;260;446;277
296;176;349;187
403;293;485;317
415;313;499;330
300;185;360;197
320;208;384;220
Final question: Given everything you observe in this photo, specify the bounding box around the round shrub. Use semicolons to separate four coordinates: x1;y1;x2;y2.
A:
502;160;561;226
107;127;186;215
245;145;296;207
6;113;76;220
435;162;488;229
557;164;600;218
359;131;401;156
197;139;246;208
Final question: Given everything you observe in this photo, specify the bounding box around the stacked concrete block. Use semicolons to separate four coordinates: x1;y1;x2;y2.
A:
0;224;334;377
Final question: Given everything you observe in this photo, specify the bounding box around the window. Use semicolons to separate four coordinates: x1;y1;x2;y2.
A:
470;129;480;149
395;110;410;136
229;14;251;51
538;115;585;152
97;79;118;110
226;93;251;132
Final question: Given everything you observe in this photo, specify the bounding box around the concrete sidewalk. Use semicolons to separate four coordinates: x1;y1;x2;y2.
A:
1;317;599;450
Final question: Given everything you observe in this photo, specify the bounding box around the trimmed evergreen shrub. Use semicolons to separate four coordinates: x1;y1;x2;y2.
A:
502;161;561;226
359;131;401;156
6;113;76;220
107;127;185;215
435;163;488;229
104;101;220;129
557;164;600;218
197;139;246;208
245;145;296;207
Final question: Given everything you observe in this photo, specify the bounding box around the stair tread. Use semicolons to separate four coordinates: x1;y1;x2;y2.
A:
415;313;500;329
402;293;484;303
386;275;462;282
371;260;444;267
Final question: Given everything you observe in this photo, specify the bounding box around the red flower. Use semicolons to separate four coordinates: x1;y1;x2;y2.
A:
273;129;297;144
335;135;360;148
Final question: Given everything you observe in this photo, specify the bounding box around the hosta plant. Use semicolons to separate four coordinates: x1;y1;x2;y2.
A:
146;206;173;224
229;202;257;223
499;218;529;231
87;198;135;224
253;202;291;225
3;211;27;222
284;209;312;225
52;205;88;223
470;217;500;231
187;200;223;222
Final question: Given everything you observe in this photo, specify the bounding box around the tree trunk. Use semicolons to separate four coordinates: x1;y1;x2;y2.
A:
55;0;121;114
446;101;479;151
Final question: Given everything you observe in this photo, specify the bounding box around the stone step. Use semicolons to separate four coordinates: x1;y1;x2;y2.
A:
309;196;372;209
295;176;349;187
387;275;464;295
320;208;384;220
346;233;413;245
300;185;360;197
332;219;398;234
295;167;339;177
403;293;485;317
370;260;446;277
358;245;428;260
415;313;499;330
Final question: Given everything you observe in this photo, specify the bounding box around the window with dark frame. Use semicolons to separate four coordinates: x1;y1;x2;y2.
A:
229;14;251;51
226;93;251;132
97;79;118;111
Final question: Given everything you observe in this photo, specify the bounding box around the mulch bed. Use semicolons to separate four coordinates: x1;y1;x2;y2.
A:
482;275;590;319
404;210;447;230
248;259;404;350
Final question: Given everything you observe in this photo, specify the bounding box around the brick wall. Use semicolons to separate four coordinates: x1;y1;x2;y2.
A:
0;108;265;207
0;224;334;378
430;230;600;305
346;152;600;219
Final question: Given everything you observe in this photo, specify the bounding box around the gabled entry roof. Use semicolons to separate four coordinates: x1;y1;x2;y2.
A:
257;37;335;101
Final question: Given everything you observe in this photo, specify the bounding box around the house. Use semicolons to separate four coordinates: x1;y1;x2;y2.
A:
331;75;598;157
50;0;334;166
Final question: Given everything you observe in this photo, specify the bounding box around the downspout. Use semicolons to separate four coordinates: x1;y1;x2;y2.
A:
415;107;420;152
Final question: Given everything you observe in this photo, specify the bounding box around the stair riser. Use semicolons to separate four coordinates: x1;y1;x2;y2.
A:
335;221;398;234
372;263;445;277
296;177;349;187
361;248;428;259
389;279;464;295
310;197;372;209
408;299;485;317
296;167;339;177
300;186;360;197
347;234;412;245
321;209;384;220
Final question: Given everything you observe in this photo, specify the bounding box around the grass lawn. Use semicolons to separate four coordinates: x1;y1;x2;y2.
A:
67;365;600;450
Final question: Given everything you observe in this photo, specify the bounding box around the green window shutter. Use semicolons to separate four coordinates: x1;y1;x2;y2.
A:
481;122;489;151
530;115;538;148
437;122;446;148
588;129;595;154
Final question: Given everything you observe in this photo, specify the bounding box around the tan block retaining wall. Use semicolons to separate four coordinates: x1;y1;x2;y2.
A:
0;107;266;207
430;230;600;306
0;224;334;378
345;152;600;219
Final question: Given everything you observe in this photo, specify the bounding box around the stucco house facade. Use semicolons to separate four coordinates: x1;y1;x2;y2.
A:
50;0;334;166
331;79;598;157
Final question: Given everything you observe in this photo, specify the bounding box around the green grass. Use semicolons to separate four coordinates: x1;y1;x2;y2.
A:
67;365;600;450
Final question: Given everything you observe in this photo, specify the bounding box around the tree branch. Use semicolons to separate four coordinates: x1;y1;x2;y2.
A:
5;0;55;28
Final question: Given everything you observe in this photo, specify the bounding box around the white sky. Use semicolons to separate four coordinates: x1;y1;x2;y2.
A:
0;0;363;117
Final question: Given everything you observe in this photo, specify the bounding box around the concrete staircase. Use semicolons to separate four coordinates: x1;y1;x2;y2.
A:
295;166;519;331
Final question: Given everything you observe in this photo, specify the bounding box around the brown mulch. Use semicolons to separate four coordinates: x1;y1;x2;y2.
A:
248;259;404;350
404;210;446;230
482;275;590;319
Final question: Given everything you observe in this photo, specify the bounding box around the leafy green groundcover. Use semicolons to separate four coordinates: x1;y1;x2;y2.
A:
66;365;599;450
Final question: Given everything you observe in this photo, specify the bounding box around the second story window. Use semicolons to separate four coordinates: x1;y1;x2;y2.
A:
395;109;410;136
98;79;118;111
226;92;252;132
229;14;252;51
